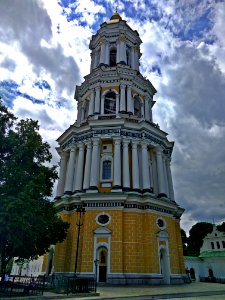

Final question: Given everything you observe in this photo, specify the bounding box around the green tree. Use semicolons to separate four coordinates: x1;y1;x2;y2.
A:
0;101;69;280
186;222;213;256
217;222;225;233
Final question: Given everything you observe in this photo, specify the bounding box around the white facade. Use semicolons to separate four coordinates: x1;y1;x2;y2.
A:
185;226;225;281
11;257;43;277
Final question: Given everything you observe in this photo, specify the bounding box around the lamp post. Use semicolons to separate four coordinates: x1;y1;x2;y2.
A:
94;259;99;293
74;206;85;277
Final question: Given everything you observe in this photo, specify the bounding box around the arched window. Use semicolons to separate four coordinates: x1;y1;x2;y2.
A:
104;91;116;114
109;48;117;67
134;96;142;118
102;160;111;180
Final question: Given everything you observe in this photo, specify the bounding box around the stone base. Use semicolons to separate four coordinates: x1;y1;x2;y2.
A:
54;272;189;285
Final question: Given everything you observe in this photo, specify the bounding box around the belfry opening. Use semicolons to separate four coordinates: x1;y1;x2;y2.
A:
50;12;187;285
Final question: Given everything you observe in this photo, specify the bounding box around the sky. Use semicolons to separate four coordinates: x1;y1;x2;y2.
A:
0;0;225;234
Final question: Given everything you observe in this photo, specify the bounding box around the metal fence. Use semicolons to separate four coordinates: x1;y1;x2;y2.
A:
0;275;45;297
44;275;96;295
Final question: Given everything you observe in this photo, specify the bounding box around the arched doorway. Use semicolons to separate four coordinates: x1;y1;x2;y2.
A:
159;248;170;284
190;268;196;281
98;247;108;282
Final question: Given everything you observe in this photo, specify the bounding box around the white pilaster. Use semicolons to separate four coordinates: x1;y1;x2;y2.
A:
83;141;92;190
56;151;68;197
156;147;167;197
74;143;84;192
101;92;104;114
77;100;82;125
90;138;100;190
163;157;169;197
132;141;140;191
131;47;135;69
99;39;106;65
127;86;133;114
122;139;130;190
166;158;175;200
144;95;150;121
94;86;101;114
141;142;151;192
105;42;109;66
113;138;121;189
116;40;120;64
88;89;95;116
134;46;139;71
116;94;120;114
119;35;126;63
141;102;144;118
120;84;126;113
64;147;76;194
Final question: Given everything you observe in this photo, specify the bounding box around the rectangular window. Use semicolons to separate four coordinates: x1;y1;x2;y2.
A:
222;241;225;248
216;241;220;249
102;160;111;180
211;242;215;249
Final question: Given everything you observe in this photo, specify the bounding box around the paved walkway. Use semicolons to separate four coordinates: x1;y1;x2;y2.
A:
43;282;225;300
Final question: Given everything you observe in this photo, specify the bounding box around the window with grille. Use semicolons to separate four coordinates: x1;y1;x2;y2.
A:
110;48;117;67
134;96;142;118
104;91;116;114
102;160;111;180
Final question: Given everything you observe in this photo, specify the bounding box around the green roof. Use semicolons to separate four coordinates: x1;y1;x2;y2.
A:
199;251;225;258
184;256;202;261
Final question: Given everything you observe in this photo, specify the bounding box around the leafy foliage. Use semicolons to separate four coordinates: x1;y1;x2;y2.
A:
0;101;69;279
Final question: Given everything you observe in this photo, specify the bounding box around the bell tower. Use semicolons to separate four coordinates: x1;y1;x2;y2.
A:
52;12;186;285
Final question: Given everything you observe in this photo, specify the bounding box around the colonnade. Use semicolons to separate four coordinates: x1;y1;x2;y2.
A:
56;138;174;201
90;36;140;71
77;86;153;124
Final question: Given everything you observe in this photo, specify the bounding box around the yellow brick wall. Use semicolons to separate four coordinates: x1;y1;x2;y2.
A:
53;209;185;276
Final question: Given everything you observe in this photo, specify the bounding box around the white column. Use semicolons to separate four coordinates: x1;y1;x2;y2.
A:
113;138;121;189
119;84;126;113
141;103;144;118
94;50;98;68
163;157;169;196
156;147;167;197
88;89;95;116
122;139;130;190
144;96;150;121
116;94;120;114
105;42;109;66
81;104;85;121
131;47;135;69
64;147;76;194
119;35;126;63
166;158;175;200
127;86;133;114
77;100;82;125
90;138;100;190
99;39;106;65
132;141;140;191
101;92;105;114
74;143;84;192
116;40;120;64
141;142;151;192
134;46;139;71
83;141;92;190
94;86;101;114
90;52;94;72
56;151;68;197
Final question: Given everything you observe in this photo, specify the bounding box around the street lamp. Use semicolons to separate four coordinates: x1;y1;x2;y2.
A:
74;206;85;277
94;259;99;293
